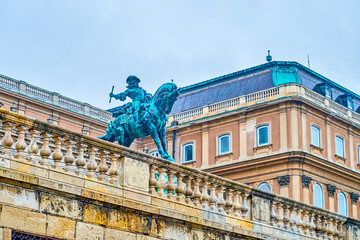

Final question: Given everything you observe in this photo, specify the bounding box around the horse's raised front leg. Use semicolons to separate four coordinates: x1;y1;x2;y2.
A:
159;127;173;161
148;123;165;156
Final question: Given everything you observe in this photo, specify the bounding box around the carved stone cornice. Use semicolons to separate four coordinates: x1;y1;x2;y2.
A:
301;175;312;188
277;175;290;187
350;192;359;204
326;184;337;197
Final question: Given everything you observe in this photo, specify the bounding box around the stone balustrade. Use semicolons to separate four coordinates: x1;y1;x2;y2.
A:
168;83;359;127
0;108;359;239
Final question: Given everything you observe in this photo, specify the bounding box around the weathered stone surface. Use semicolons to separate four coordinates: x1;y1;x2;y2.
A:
84;179;123;196
119;157;149;191
0;205;46;235
136;235;158;240
104;228;136;240
83;204;107;226
251;195;270;223
39;178;82;195
40;193;83;220
75;222;104;240
140;217;165;237
0;167;38;185
164;223;191;240
46;215;76;240
0;182;39;210
49;170;85;187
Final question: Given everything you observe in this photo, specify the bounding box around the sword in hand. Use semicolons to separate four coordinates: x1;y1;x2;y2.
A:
109;85;114;103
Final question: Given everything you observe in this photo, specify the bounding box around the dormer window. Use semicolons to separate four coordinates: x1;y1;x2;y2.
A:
313;83;332;99
336;94;354;110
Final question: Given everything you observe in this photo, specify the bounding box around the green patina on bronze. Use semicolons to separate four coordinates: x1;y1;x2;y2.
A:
99;75;180;161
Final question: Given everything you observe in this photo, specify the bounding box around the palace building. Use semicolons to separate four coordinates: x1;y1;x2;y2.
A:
136;61;360;219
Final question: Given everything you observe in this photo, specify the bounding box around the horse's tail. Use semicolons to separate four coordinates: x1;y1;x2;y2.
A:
98;124;116;142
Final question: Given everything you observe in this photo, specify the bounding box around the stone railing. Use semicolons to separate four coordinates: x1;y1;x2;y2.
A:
168;83;360;127
0;108;359;239
0;74;113;123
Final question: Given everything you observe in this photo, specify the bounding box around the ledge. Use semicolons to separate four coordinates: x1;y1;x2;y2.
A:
310;144;324;157
253;144;272;155
334;154;347;166
215;152;233;163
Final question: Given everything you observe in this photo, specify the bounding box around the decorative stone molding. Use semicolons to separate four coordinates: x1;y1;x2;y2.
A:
277;175;290;187
215;152;233;163
326;184;337;197
334;154;347;166
301;175;312;188
253;144;272;155
350;192;359;204
309;144;324;157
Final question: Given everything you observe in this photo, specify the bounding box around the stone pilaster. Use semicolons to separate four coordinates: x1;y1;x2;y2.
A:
349;128;355;170
301;175;312;204
327;184;336;212
277;175;290;198
290;105;299;149
326;117;333;161
239;117;247;159
301;107;308;151
201;125;209;167
279;104;288;151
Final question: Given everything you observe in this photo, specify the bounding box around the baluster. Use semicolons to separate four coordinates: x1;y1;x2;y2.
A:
27;129;40;163
175;173;184;201
209;183;218;211
192;178;201;206
337;221;344;240
333;219;340;239
98;150;109;181
107;153;119;184
270;201;277;226
64;139;75;172
296;209;304;234
289;207;296;231
216;186;225;214
233;191;241;217
75;143;86;175
15;125;28;160
1;122;15;156
165;170;175;199
315;215;321;238
86;146;98;178
200;181;210;209
224;188;233;215
240;192;249;218
276;203;284;228
308;213;316;237
149;165;157;195
39;132;52;165
157;168;167;197
282;205;290;229
327;218;334;239
52;136;64;169
184;176;193;204
322;217;328;239
302;211;310;235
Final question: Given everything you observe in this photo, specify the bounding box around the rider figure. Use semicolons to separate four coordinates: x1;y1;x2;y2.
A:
110;75;152;127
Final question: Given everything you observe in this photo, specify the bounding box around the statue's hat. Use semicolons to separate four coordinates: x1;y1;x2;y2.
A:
126;75;140;84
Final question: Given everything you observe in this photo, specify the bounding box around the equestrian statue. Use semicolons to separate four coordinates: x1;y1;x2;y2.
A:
98;75;180;161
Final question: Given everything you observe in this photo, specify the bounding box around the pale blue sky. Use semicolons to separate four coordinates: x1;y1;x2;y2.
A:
0;0;359;109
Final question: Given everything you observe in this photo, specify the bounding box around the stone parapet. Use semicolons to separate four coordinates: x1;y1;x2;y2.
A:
0;108;359;239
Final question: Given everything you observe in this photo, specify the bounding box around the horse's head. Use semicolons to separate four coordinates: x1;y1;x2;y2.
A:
152;83;180;114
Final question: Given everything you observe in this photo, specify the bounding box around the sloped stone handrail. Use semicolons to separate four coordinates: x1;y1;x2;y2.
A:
0;108;359;239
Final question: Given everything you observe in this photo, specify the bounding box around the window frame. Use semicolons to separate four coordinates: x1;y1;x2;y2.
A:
313;183;324;209
257;182;271;193
256;124;270;147
218;134;231;155
182;142;194;163
311;125;321;148
335;136;345;158
338;192;347;216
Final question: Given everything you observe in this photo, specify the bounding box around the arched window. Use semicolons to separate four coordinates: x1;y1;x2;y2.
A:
150;150;159;157
338;192;347;216
256;125;269;146
218;134;230;155
182;143;194;163
336;136;344;158
257;182;271;192
313;183;324;208
311;126;321;148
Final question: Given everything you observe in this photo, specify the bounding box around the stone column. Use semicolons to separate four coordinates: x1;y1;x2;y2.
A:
290;104;299;150
292;175;301;201
279;104;288;151
301;175;312;204
326;117;333;162
350;193;359;219
301;107;308;151
201;126;209;167
239;118;247;159
327;184;337;212
277;175;290;198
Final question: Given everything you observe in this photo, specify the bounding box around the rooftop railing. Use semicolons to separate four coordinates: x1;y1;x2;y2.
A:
168;83;360;127
0;108;359;239
0;74;113;123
